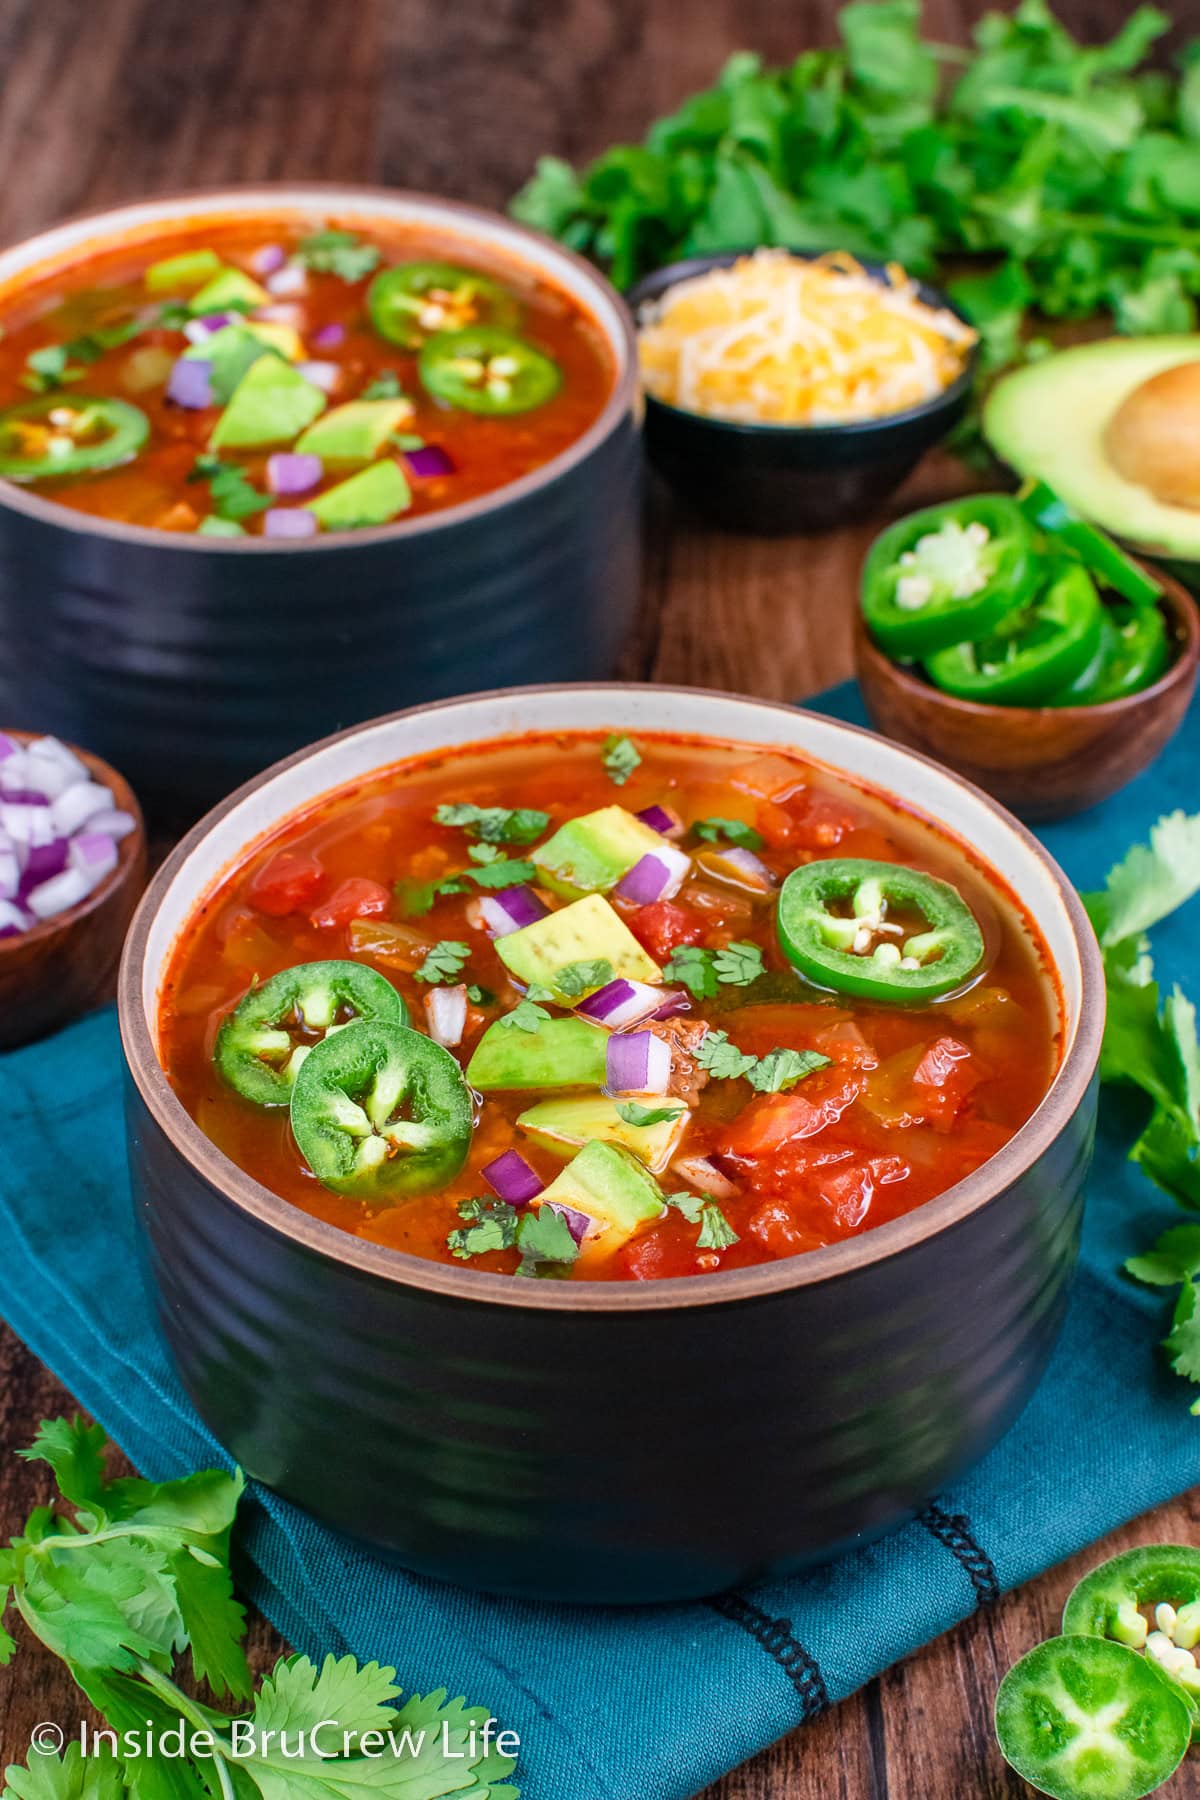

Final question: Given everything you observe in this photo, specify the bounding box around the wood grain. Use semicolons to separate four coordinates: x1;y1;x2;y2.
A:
0;0;1196;1794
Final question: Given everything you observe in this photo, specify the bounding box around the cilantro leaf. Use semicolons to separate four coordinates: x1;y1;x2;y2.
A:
552;957;613;998
1126;1224;1200;1288
434;803;549;844
515;1205;580;1277
1;1743;125;1799
665;1190;739;1250
466;984;493;1006
601;734;641;786
188;455;271;523
693;817;764;851
20;345;84;393
1085;810;1200;946
362;370;404;400
616;1100;684;1127
1164;1278;1200;1389
695;1030;757;1081
466;857;538;889
295;230;381;282
393;877;440;917
498;1000;553;1033
253;1650;401;1738
414;940;470;985
713;941;766;986
748;1048;832;1092
448;1197;520;1261
663;946;719;999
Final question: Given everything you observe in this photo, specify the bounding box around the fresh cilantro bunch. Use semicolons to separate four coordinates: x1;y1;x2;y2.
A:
1083;812;1200;1411
0;1420;519;1799
513;1;1200;366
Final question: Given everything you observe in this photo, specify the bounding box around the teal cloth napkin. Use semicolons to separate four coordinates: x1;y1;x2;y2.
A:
2;683;1199;1800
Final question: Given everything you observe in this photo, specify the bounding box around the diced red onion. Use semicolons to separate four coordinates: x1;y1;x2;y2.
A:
266;453;323;496
310;322;346;350
85;807;136;841
267;263;308;297
0;801;55;846
50;781;114;838
544;1200;594;1244
649;990;692;1022
404;445;455;479
701;845;776;893
424;983;468;1048
18;836;69;898
254;302;306;329
576;977;664;1029
296;360;339;393
615;845;691;905
24;735;89;795
0;734;18;762
69;832;118;882
0;899;30;936
183;313;238;344
167;358;212;409
671;1152;739;1202
478;885;548;937
606;1030;673;1095
636;804;684;838
26;865;92;920
263;508;319;540
251;244;287;276
0;755;31;795
482;1150;544;1206
0;840;18;901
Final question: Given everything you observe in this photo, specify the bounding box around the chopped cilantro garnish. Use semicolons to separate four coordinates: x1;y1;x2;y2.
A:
362;370;405;400
393;876;440;916
615;1100;684;1127
466;984;493;1006
414;939;470;985
693;817;765;851
434;802;550;845
188;453;271;522
665;1190;739;1250
554;958;613;998
696;1030;830;1091
295;229;381;282
20;344;84;393
465;855;538;889
499;1000;553;1032
601;734;641;786
713;941;766;986
448;1196;519;1260
664;941;765;996
515;1205;580;1277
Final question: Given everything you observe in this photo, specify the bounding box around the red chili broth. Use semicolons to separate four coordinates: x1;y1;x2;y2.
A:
158;731;1062;1281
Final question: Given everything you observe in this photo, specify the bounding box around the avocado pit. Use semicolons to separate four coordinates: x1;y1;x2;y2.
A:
1104;360;1200;510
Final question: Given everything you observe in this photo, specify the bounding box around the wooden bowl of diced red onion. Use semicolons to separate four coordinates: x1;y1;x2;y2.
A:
0;729;145;1049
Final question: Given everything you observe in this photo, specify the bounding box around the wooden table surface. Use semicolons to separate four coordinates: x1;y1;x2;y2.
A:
1;0;1196;1794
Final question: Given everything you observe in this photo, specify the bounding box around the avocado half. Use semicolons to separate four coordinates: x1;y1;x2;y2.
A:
984;336;1200;562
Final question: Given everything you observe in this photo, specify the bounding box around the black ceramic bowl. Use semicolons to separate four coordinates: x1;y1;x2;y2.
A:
0;188;641;818
119;685;1103;1605
627;250;978;535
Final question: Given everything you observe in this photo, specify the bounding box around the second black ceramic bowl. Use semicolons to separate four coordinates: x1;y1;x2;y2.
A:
120;684;1103;1605
628;250;977;535
0;187;642;818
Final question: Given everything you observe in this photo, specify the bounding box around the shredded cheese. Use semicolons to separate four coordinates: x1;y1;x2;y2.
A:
637;250;977;426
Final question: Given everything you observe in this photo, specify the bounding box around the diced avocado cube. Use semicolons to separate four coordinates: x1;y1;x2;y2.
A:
309;460;411;531
466;1015;608;1092
497;895;660;1002
296;400;416;465
197;516;246;538
517;1094;687;1174
210;357;327;450
145;248;223;294
536;1139;666;1246
188;267;270;315
533;805;666;899
244;320;304;362
184;326;278;405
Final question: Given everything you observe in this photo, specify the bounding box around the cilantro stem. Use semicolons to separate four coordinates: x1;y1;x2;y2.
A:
137;1661;239;1800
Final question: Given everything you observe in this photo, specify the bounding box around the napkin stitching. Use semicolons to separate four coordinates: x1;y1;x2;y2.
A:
705;1593;829;1718
917;1502;1000;1609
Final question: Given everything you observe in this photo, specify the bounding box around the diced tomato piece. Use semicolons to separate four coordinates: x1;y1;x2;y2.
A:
746;1198;827;1258
310;877;391;931
816;1154;910;1230
786;791;856;851
247;849;325;917
617;1224;700;1281
754;799;801;850
718;1075;864;1159
911;1036;981;1132
630;899;706;961
811;1019;878;1069
730;755;806;802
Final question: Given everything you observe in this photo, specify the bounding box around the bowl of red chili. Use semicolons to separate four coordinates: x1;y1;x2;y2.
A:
0;187;640;816
120;684;1104;1603
856;487;1200;820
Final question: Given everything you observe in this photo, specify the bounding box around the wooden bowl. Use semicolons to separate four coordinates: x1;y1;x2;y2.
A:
855;567;1200;821
0;732;147;1049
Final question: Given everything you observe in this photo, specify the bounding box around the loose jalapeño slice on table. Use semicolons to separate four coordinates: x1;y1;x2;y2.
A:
0;394;149;481
215;960;407;1106
777;859;985;1004
1063;1546;1200;1734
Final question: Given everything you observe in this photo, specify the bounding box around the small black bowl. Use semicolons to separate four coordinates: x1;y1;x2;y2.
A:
627;250;978;536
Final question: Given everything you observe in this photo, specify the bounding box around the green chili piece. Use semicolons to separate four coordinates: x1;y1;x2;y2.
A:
214;960;407;1106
